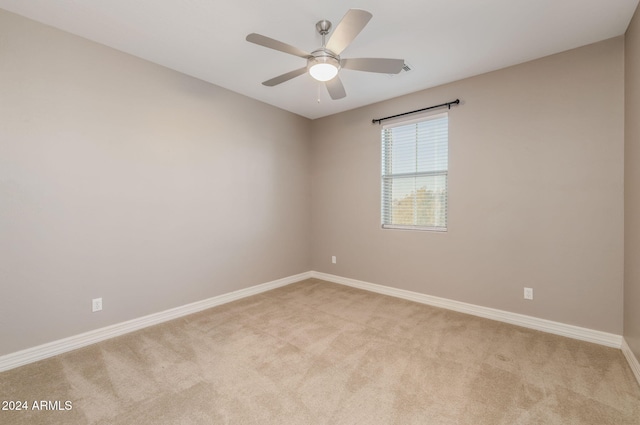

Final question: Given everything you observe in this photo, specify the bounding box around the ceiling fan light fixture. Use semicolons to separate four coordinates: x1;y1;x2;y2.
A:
247;9;403;100
308;56;340;82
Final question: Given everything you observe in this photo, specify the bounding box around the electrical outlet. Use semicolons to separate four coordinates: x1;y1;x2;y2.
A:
524;288;533;300
331;256;336;264
92;297;102;312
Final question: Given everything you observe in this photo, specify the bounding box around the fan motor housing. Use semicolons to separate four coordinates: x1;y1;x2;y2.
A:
308;49;341;71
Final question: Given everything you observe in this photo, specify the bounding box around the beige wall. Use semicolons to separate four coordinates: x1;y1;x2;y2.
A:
625;6;640;362
311;37;625;334
0;10;311;356
0;6;631;358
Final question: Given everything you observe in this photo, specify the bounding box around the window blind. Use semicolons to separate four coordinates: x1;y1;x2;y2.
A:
381;112;448;231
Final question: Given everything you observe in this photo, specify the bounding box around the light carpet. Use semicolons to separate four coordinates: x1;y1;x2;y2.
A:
1;278;639;424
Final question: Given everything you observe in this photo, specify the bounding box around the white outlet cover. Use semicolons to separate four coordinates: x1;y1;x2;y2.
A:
92;297;103;312
331;256;336;264
524;288;533;300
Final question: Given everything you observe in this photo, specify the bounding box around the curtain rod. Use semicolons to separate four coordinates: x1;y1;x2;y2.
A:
372;99;460;125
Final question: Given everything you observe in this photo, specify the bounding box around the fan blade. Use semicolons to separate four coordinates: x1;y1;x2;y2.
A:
325;76;346;100
325;9;372;55
341;58;405;74
262;67;307;87
246;33;311;59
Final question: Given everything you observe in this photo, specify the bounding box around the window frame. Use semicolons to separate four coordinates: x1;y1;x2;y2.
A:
380;111;449;232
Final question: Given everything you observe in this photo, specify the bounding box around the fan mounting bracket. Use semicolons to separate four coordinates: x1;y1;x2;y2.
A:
315;20;332;36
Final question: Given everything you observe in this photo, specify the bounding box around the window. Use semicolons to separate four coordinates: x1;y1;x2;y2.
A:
381;112;448;231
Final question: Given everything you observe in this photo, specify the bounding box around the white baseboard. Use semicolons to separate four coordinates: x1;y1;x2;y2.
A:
0;271;312;373
1;270;628;374
622;338;640;386
310;271;623;349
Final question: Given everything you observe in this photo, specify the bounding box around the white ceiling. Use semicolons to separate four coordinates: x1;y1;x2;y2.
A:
0;0;638;119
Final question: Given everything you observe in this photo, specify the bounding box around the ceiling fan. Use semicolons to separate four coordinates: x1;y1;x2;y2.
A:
246;9;405;100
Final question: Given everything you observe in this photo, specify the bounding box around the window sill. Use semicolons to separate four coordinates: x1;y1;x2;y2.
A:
381;224;447;232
